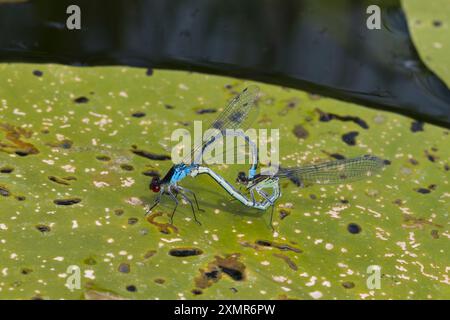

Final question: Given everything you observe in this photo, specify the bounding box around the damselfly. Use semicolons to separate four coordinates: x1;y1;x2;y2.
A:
237;155;386;229
146;86;261;224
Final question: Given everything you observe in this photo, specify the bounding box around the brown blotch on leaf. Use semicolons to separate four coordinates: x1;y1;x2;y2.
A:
402;215;443;230
118;263;131;273
431;230;439;239
146;211;178;234
0;185;11;197
342;281;355;289
143;250;157;259
279;209;291;220
0;123;39;156
273;253;298;271
292;124;309;139
48;176;71;186
255;240;302;253
195;254;246;289
154;278;165;284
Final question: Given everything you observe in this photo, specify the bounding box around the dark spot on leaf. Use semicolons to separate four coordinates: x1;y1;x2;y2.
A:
410;121;424;132
255;240;302;253
342;281;355;289
279;209;290;220
36;224;51;233
444;164;449;171
431;230;439;239
74;96;89;104
154;278;165;284
293;124;309;139
131;112;146;118
130;147;171;161
273;253;298;271
48;176;70;186
415;188;431;194
191;289;202;295
383;159;391;165
114;209;124;216
342;131;359;146
15;195;26;201
118;263;130;273
120;164;134;171
53;198;82;206
309;194;317;200
128;217;139;225
146;68;153;76
0;166;14;174
347;223;361;234
21;268;33;275
196;108;217;115
220;266;244;281
0;185;11;197
432;20;442;27
144;250;157;259
316;108;368;129
340;199;349;204
393;199;403;205
195;254;245;289
142;170;160;177
169;248;203;257
96;155;111;161
165;104;175;110
425;150;437;163
32;70;43;77
409;158;419;165
126;285;137;292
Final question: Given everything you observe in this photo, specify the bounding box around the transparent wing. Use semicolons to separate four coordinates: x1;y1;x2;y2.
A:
183;85;260;164
276;155;385;186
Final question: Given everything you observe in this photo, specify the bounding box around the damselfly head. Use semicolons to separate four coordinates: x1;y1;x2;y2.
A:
236;171;249;184
150;177;161;193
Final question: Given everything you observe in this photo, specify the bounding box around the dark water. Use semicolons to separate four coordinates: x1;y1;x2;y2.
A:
0;0;449;128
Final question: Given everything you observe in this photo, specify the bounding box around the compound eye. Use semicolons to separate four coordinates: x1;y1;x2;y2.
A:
150;177;161;193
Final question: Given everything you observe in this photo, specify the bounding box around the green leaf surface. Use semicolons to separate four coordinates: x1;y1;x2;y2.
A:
0;1;449;299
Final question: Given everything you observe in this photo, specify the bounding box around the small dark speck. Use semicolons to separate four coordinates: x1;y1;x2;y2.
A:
410;121;424;132
165;104;175;110
347;223;361;234
114;209;124;216
432;20;442;27
21;268;33;275
342;281;355;289
120;164;134;171
196;108;217;115
415;188;431;194
126;285;137;292
293;124;309;139
192;289;202;295
132;112;146;118
74;96;89;104
118;263;130;273
36;224;51;233
128;217;139;225
33;70;43;77
444;164;449;171
146;68;153;76
383;159;391;165
342;131;359;146
340;199;349;204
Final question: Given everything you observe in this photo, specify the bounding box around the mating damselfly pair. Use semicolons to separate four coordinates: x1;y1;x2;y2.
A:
146;86;385;228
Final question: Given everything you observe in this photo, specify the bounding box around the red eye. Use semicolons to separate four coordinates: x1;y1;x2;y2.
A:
150;177;161;193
